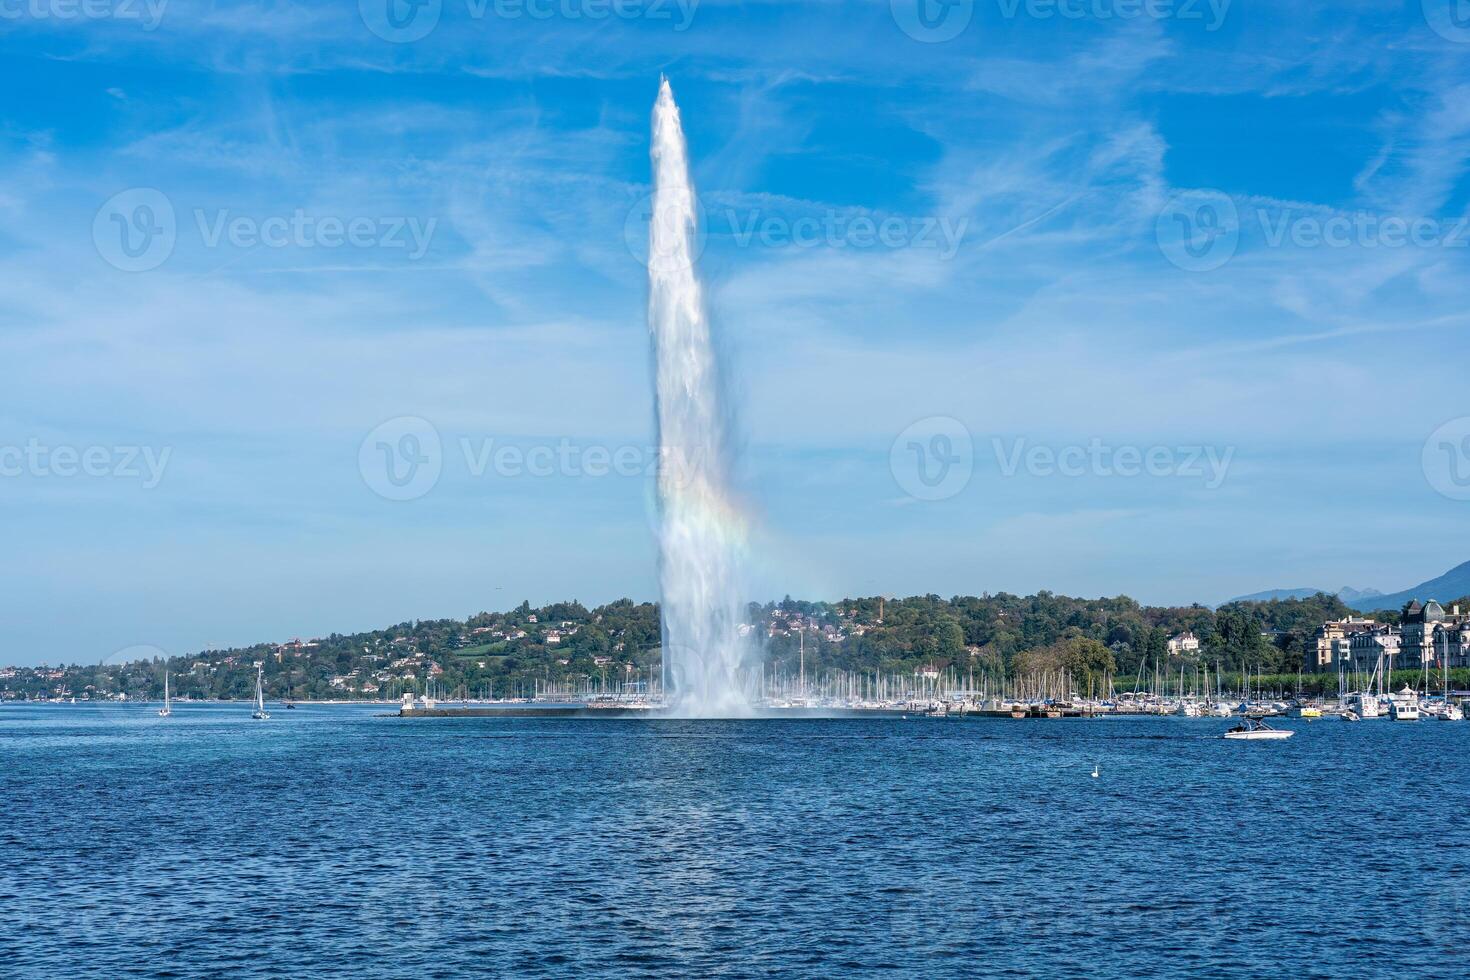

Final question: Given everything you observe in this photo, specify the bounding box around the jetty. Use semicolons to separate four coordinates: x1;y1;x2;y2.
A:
396;699;911;719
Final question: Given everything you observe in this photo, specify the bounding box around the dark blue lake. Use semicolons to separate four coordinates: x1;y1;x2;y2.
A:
2;704;1466;977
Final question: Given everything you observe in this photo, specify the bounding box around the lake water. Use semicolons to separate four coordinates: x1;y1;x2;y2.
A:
2;703;1466;977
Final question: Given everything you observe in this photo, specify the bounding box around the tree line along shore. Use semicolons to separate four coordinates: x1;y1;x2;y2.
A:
5;591;1459;703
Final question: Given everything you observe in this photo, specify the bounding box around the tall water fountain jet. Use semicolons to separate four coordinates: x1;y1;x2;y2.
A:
646;77;753;717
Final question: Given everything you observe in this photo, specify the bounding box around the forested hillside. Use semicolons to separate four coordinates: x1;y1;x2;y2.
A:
3;590;1384;701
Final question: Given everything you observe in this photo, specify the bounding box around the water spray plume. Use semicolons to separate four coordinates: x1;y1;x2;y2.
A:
647;77;754;717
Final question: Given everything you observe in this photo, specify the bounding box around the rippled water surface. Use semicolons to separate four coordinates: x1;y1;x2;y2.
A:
3;704;1467;978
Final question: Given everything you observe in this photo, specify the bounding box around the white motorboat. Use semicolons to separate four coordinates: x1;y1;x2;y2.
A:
1222;718;1293;740
1389;700;1419;721
1347;692;1380;719
1388;686;1419;721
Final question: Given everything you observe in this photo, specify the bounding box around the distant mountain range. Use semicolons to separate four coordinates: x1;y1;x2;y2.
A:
1228;586;1382;605
1227;560;1470;612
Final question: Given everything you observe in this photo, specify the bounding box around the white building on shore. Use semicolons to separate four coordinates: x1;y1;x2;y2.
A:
1166;632;1200;656
1322;600;1470;672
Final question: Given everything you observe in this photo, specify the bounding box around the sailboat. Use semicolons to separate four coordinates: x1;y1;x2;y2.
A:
1174;664;1201;716
251;664;270;720
1345;649;1384;719
1433;629;1462;721
157;671;172;717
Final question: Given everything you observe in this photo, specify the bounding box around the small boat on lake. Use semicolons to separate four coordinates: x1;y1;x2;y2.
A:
251;665;270;721
157;671;172;718
1388;687;1419;721
1222;718;1293;740
1346;692;1380;719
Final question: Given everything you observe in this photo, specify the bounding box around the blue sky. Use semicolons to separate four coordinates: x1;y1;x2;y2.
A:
3;1;1470;665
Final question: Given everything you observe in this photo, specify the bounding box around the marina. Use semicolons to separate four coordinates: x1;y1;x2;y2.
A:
392;654;1470;724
